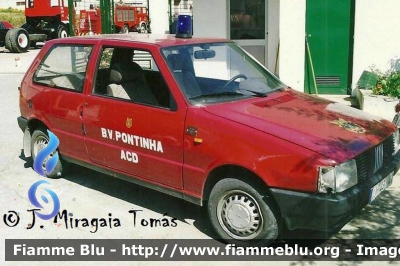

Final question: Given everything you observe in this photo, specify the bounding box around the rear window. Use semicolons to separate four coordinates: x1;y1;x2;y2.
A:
34;45;93;92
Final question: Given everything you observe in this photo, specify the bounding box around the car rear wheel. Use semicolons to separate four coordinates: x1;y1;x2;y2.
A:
208;178;279;246
31;128;63;178
9;28;30;53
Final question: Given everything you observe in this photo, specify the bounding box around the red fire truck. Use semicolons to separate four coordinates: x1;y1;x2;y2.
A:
21;0;148;46
77;4;149;35
22;0;72;46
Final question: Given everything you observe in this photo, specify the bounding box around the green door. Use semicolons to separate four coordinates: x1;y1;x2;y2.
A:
305;0;355;94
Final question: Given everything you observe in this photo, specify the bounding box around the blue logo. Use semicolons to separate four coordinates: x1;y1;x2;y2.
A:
33;130;60;177
28;180;60;220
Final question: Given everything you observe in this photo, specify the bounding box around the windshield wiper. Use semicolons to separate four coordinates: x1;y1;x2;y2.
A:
237;88;268;97
189;91;245;101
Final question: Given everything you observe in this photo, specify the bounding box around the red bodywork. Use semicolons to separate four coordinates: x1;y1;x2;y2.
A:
78;8;101;35
19;34;397;198
23;0;73;41
18;34;400;234
1;21;13;29
25;0;69;22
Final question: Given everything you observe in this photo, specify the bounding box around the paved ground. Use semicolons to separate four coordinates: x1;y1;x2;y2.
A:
1;47;400;266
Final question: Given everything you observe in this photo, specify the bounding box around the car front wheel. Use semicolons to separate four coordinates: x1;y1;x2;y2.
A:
208;178;279;246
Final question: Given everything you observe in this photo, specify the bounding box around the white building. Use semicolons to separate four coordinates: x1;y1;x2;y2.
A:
2;0;398;97
190;0;400;96
0;0;25;9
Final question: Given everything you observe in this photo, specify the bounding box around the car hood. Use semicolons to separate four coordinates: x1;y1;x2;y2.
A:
203;89;396;162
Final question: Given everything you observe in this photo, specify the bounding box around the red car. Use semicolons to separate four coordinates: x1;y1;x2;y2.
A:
0;21;13;47
17;33;400;245
0;20;30;53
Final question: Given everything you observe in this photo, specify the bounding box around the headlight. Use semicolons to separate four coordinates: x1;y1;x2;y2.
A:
318;160;357;193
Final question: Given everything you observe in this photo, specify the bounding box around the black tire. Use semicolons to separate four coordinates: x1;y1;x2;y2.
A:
57;25;68;38
138;23;147;33
10;28;30;53
208;178;279;246
31;128;63;179
121;25;129;34
5;29;14;52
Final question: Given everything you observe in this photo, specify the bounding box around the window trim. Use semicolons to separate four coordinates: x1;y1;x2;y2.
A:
33;44;93;93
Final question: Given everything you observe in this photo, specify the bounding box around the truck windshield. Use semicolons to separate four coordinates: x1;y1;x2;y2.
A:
162;42;285;104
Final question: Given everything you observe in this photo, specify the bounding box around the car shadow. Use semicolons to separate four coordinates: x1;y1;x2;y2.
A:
57;159;218;240
20;150;219;239
19;150;400;251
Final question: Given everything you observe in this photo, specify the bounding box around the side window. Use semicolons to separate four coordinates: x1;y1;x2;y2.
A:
34;45;92;92
94;46;175;110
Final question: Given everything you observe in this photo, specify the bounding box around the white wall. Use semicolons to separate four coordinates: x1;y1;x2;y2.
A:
192;0;229;38
278;0;306;92
267;0;280;74
277;0;400;94
149;0;170;34
352;0;400;90
193;0;281;74
173;0;400;96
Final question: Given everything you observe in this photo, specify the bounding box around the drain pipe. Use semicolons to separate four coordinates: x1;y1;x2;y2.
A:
305;35;318;95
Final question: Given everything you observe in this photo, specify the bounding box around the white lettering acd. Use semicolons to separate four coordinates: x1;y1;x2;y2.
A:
120;150;139;163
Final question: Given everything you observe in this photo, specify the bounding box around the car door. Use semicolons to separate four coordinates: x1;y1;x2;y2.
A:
31;43;94;161
82;44;186;189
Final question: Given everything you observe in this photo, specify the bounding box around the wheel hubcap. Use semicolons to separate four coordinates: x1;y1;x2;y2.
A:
217;190;263;240
60;30;68;38
33;136;50;171
18;34;28;48
34;137;48;155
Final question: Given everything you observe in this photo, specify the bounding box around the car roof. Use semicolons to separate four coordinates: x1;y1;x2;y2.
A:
0;21;13;29
58;33;231;47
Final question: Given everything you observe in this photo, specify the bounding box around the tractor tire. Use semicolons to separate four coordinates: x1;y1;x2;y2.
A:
10;28;30;53
5;29;14;52
57;25;69;38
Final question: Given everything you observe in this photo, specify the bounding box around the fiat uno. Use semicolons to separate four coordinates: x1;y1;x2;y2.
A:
17;31;400;245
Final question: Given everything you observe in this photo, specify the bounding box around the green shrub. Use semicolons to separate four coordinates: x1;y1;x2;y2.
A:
0;8;25;27
371;67;400;98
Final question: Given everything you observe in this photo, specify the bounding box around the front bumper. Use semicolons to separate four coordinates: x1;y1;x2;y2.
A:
271;150;400;232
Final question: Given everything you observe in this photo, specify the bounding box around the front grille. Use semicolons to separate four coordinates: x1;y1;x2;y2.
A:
355;134;395;183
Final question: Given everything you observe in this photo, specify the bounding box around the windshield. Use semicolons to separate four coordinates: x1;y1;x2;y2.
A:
162;42;285;104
